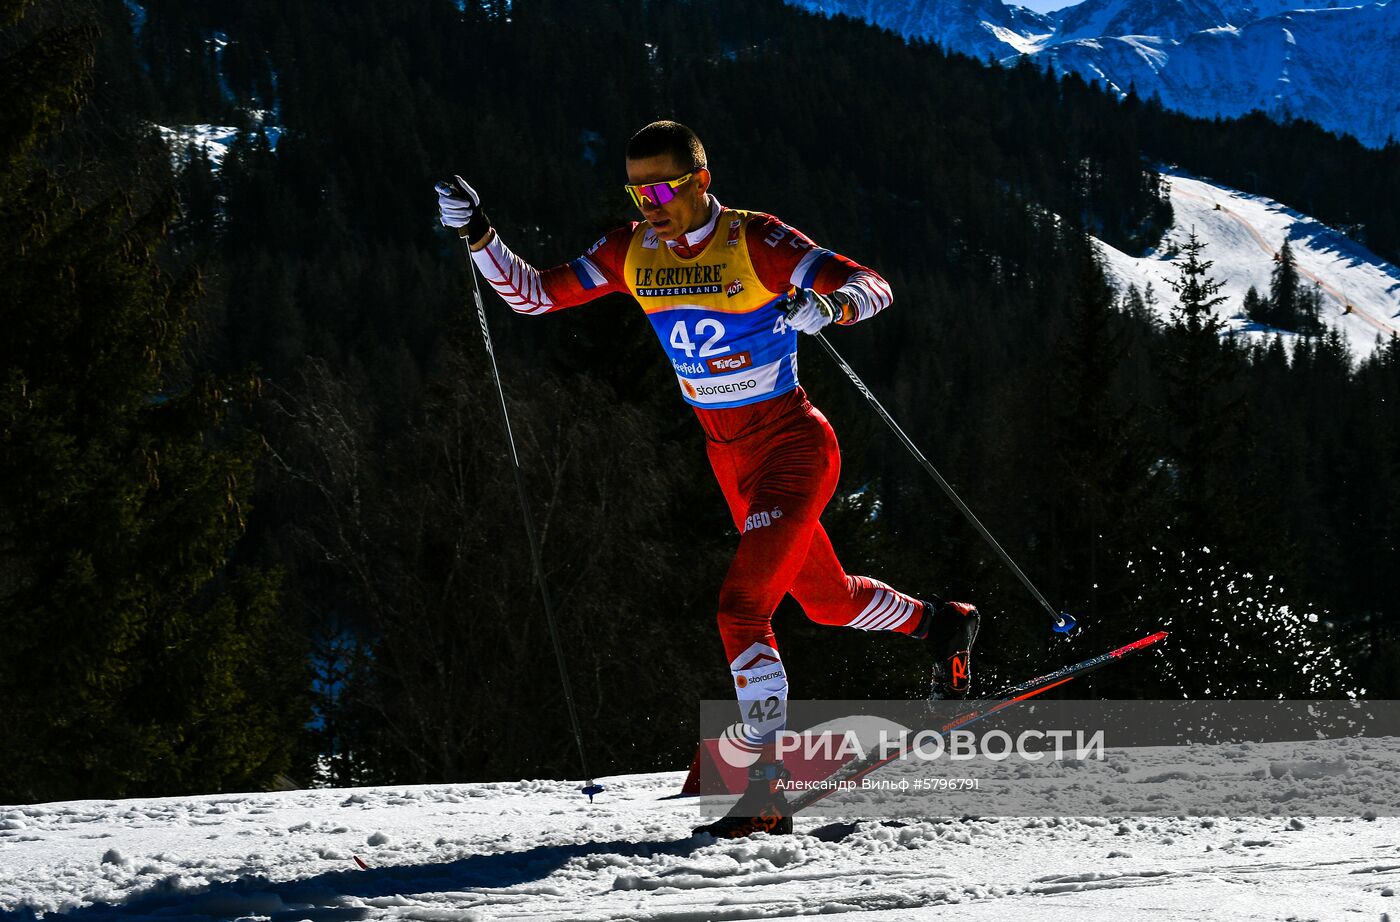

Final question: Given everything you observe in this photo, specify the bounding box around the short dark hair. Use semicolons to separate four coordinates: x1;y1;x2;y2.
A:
626;120;707;171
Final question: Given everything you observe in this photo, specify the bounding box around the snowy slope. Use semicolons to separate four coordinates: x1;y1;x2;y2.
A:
3;737;1399;921
156;125;245;169
1095;170;1400;360
156;116;283;171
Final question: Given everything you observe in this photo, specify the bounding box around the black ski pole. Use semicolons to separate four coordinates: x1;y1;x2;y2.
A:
812;328;1076;634
456;227;604;802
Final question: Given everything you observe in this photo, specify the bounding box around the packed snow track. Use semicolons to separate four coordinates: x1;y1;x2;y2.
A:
2;751;1398;921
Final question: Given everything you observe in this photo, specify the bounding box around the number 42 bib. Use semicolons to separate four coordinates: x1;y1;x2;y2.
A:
624;209;798;409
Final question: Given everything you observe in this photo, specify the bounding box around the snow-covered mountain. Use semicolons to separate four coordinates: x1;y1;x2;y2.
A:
1042;3;1400;147
1216;0;1363;20
787;0;1400;147
793;0;1055;57
1095;169;1400;360
1054;0;1231;43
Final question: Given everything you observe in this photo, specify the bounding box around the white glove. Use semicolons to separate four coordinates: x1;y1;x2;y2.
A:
434;175;491;244
784;289;846;334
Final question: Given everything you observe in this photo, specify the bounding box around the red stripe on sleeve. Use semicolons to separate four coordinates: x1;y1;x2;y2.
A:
743;212;893;321
538;224;634;308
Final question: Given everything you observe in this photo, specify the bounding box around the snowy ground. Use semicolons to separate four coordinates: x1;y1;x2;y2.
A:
156;118;283;171
1095;170;1400;362
4;740;1399;921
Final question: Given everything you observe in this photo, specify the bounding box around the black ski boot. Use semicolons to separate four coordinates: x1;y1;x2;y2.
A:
694;762;793;838
913;596;980;699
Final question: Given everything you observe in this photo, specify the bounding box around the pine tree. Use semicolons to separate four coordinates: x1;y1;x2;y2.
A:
1161;230;1246;548
1347;336;1400;695
1298;281;1325;335
1242;285;1268;326
1157;232;1292;695
1167;231;1229;337
1268;239;1302;329
1049;236;1157;627
1119;282;1161;331
0;0;306;801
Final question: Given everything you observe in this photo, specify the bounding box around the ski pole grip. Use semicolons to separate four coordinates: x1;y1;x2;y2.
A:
773;286;797;315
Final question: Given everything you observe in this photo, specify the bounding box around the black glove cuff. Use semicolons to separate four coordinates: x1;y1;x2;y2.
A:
465;207;492;247
829;290;857;324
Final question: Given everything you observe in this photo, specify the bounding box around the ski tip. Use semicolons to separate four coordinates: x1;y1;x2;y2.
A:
1111;630;1170;657
352;855;369;871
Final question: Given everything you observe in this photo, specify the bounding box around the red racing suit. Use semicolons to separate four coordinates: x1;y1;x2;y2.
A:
471;196;927;746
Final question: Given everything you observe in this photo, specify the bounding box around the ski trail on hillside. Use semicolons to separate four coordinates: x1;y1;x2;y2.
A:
1172;183;1400;339
1095;170;1400;359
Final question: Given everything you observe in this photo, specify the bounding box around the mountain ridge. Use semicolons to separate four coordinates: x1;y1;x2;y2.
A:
787;0;1400;146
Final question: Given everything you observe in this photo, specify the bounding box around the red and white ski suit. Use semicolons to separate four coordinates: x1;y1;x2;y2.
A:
471;197;926;745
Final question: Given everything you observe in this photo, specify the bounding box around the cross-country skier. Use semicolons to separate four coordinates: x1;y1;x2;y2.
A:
436;120;978;838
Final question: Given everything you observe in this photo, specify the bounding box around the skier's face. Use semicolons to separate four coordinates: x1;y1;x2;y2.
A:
626;153;711;243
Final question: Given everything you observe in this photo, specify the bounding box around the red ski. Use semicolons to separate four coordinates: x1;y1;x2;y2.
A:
789;631;1169;813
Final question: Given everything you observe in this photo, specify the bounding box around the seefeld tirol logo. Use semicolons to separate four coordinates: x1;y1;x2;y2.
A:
706;351;752;374
672;358;706;376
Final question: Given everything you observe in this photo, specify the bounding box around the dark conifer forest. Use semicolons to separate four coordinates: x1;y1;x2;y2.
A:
2;0;1397;799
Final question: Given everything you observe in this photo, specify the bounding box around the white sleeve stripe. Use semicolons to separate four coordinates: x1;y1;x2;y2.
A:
838;270;892;322
858;271;892;307
790;248;833;289
869;274;892;302
572;256;609;289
